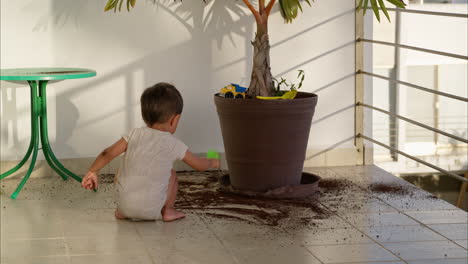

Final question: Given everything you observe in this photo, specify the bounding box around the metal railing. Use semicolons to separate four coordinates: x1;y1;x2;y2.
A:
354;2;468;192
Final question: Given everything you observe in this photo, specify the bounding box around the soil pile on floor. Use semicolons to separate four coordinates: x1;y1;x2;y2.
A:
369;183;410;195
175;171;330;227
319;178;355;192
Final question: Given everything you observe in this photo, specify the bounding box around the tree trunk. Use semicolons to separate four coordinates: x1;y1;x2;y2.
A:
247;23;274;97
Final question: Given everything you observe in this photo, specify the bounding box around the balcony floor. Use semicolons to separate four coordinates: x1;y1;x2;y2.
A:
1;165;467;264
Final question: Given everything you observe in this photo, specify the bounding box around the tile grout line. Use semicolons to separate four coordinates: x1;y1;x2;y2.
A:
178;182;243;264
277;212;325;264
56;206;72;264
324;167;410;264
131;222;157;264
328;166;468;250
316;200;409;264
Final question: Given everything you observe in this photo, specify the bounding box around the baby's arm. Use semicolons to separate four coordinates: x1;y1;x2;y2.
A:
82;138;128;190
183;151;219;171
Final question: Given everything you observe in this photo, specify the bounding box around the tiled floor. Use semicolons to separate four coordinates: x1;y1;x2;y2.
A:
1;165;467;264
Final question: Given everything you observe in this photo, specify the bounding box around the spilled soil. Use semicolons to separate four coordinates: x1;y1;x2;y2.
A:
369;183;410;195
174;172;438;227
176;171;329;227
367;182;437;199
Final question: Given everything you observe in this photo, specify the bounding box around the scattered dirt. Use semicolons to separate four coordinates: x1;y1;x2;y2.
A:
368;183;413;196
176;171;329;227
319;178;355;192
100;174;116;184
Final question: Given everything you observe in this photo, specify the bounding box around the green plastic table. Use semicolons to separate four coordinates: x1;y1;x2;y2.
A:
0;68;96;199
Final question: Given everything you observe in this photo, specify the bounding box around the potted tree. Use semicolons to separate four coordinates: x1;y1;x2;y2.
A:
104;0;406;191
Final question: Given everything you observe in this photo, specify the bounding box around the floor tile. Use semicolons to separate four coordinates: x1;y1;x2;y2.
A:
428;224;468;240
382;240;468;260
279;209;354;229
59;208;118;223
291;227;373;246
1;237;68;258
1;255;71;264
143;235;238;264
382;196;459;211
62;220;137;237
340;212;420;227
359;225;447;243
134;212;209;238
329;165;404;185
333;262;405;264
204;218;296;248
70;253;153;264
233;245;321;264
454;240;467;249
65;235;147;255
405;210;468;225
1;167;467;264
307;243;400;263
320;197;397;213
407;259;468;264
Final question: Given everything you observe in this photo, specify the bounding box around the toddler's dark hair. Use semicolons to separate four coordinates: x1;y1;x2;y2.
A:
140;82;183;125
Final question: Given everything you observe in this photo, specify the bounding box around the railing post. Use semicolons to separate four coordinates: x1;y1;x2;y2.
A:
389;10;402;161
355;0;365;165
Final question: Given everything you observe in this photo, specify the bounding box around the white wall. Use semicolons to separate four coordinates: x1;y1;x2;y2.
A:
1;0;359;166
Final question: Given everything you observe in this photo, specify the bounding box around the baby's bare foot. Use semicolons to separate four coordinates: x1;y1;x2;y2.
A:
162;208;185;222
115;210;126;220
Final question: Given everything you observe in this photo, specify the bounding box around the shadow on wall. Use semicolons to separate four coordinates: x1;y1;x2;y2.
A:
0;82;80;160
2;0;356;161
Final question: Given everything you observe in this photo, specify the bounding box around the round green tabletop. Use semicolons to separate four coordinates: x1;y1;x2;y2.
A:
0;68;96;81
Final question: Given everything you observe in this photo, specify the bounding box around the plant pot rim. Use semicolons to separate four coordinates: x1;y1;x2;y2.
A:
214;91;318;106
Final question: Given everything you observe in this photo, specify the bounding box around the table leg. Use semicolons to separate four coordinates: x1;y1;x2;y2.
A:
38;81;82;183
0;81;37;180
10;81;41;199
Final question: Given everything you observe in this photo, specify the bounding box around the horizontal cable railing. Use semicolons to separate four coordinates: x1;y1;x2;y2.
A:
358;103;468;143
385;7;468;18
356;5;468;186
359;134;468;183
358;38;468;60
359;70;468;102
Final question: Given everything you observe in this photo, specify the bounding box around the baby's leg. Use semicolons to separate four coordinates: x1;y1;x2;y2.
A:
162;170;185;222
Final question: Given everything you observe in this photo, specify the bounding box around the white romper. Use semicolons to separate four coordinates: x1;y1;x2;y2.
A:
116;127;187;220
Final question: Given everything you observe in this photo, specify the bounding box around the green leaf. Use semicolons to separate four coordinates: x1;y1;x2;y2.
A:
113;0;119;12
280;0;312;23
363;0;369;15
279;0;290;23
104;0;117;12
358;0;364;9
378;0;391;21
386;0;406;8
370;0;380;22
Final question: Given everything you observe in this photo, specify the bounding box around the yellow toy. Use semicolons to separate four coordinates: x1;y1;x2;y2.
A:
256;89;297;100
220;84;248;99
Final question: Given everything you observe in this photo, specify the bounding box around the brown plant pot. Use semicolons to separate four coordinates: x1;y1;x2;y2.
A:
214;92;318;191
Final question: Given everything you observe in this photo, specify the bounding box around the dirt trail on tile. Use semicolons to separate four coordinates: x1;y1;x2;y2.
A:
175;171;438;227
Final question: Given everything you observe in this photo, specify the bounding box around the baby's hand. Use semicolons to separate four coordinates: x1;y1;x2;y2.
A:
82;171;98;190
210;159;220;169
206;150;220;169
